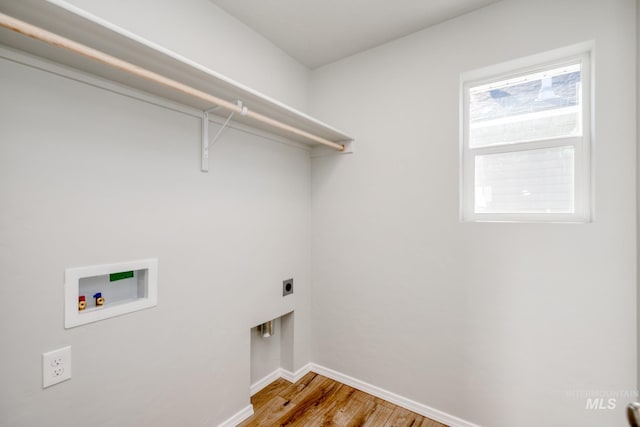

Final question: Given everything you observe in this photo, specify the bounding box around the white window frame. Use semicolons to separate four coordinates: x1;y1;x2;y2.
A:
460;51;592;223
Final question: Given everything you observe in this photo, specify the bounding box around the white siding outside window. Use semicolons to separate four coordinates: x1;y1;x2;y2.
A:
461;53;592;222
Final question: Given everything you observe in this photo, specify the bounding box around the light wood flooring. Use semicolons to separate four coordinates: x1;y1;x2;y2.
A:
238;372;448;427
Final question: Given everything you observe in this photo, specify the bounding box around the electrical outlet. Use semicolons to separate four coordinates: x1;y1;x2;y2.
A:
283;278;294;296
42;346;71;388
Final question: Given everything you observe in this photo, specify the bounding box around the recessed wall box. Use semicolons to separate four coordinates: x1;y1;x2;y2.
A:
64;259;158;328
282;278;294;296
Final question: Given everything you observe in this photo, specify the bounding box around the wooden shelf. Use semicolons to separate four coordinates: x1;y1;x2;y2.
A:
0;0;353;149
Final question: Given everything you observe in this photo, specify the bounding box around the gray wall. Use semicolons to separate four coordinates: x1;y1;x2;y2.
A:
310;1;637;426
0;1;312;426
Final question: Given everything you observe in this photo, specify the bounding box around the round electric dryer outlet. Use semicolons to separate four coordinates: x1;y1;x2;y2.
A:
283;279;293;296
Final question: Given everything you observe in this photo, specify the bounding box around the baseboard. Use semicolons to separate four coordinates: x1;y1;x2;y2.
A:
246;362;479;427
221;366;310;426
280;363;313;383
250;363;313;396
250;369;284;396
309;363;481;427
217;404;254;427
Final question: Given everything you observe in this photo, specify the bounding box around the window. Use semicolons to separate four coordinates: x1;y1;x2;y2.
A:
461;53;591;222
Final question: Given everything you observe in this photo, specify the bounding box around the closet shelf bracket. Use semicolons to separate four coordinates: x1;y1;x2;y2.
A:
202;101;248;172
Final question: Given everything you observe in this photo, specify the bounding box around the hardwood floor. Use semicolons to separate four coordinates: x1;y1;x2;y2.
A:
238;372;448;427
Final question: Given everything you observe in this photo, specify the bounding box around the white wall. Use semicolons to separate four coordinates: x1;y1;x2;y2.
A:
0;1;312;426
310;1;637;426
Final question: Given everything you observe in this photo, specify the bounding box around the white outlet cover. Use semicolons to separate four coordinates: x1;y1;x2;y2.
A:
42;346;71;388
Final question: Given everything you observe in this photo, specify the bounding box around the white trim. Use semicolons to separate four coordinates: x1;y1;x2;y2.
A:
460;41;594;85
281;363;314;383
309;364;482;427
250;363;314;396
250;369;284;396
217;404;254;427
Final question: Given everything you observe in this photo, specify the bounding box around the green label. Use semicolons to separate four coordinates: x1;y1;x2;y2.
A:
109;271;134;282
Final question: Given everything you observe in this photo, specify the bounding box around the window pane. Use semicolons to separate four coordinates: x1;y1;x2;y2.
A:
469;64;581;148
474;146;574;214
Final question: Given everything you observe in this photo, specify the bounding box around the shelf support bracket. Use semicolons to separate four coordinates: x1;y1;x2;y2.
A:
201;108;212;172
201;102;235;172
201;101;248;172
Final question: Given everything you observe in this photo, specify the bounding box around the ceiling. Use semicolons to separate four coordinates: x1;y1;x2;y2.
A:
209;0;500;69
